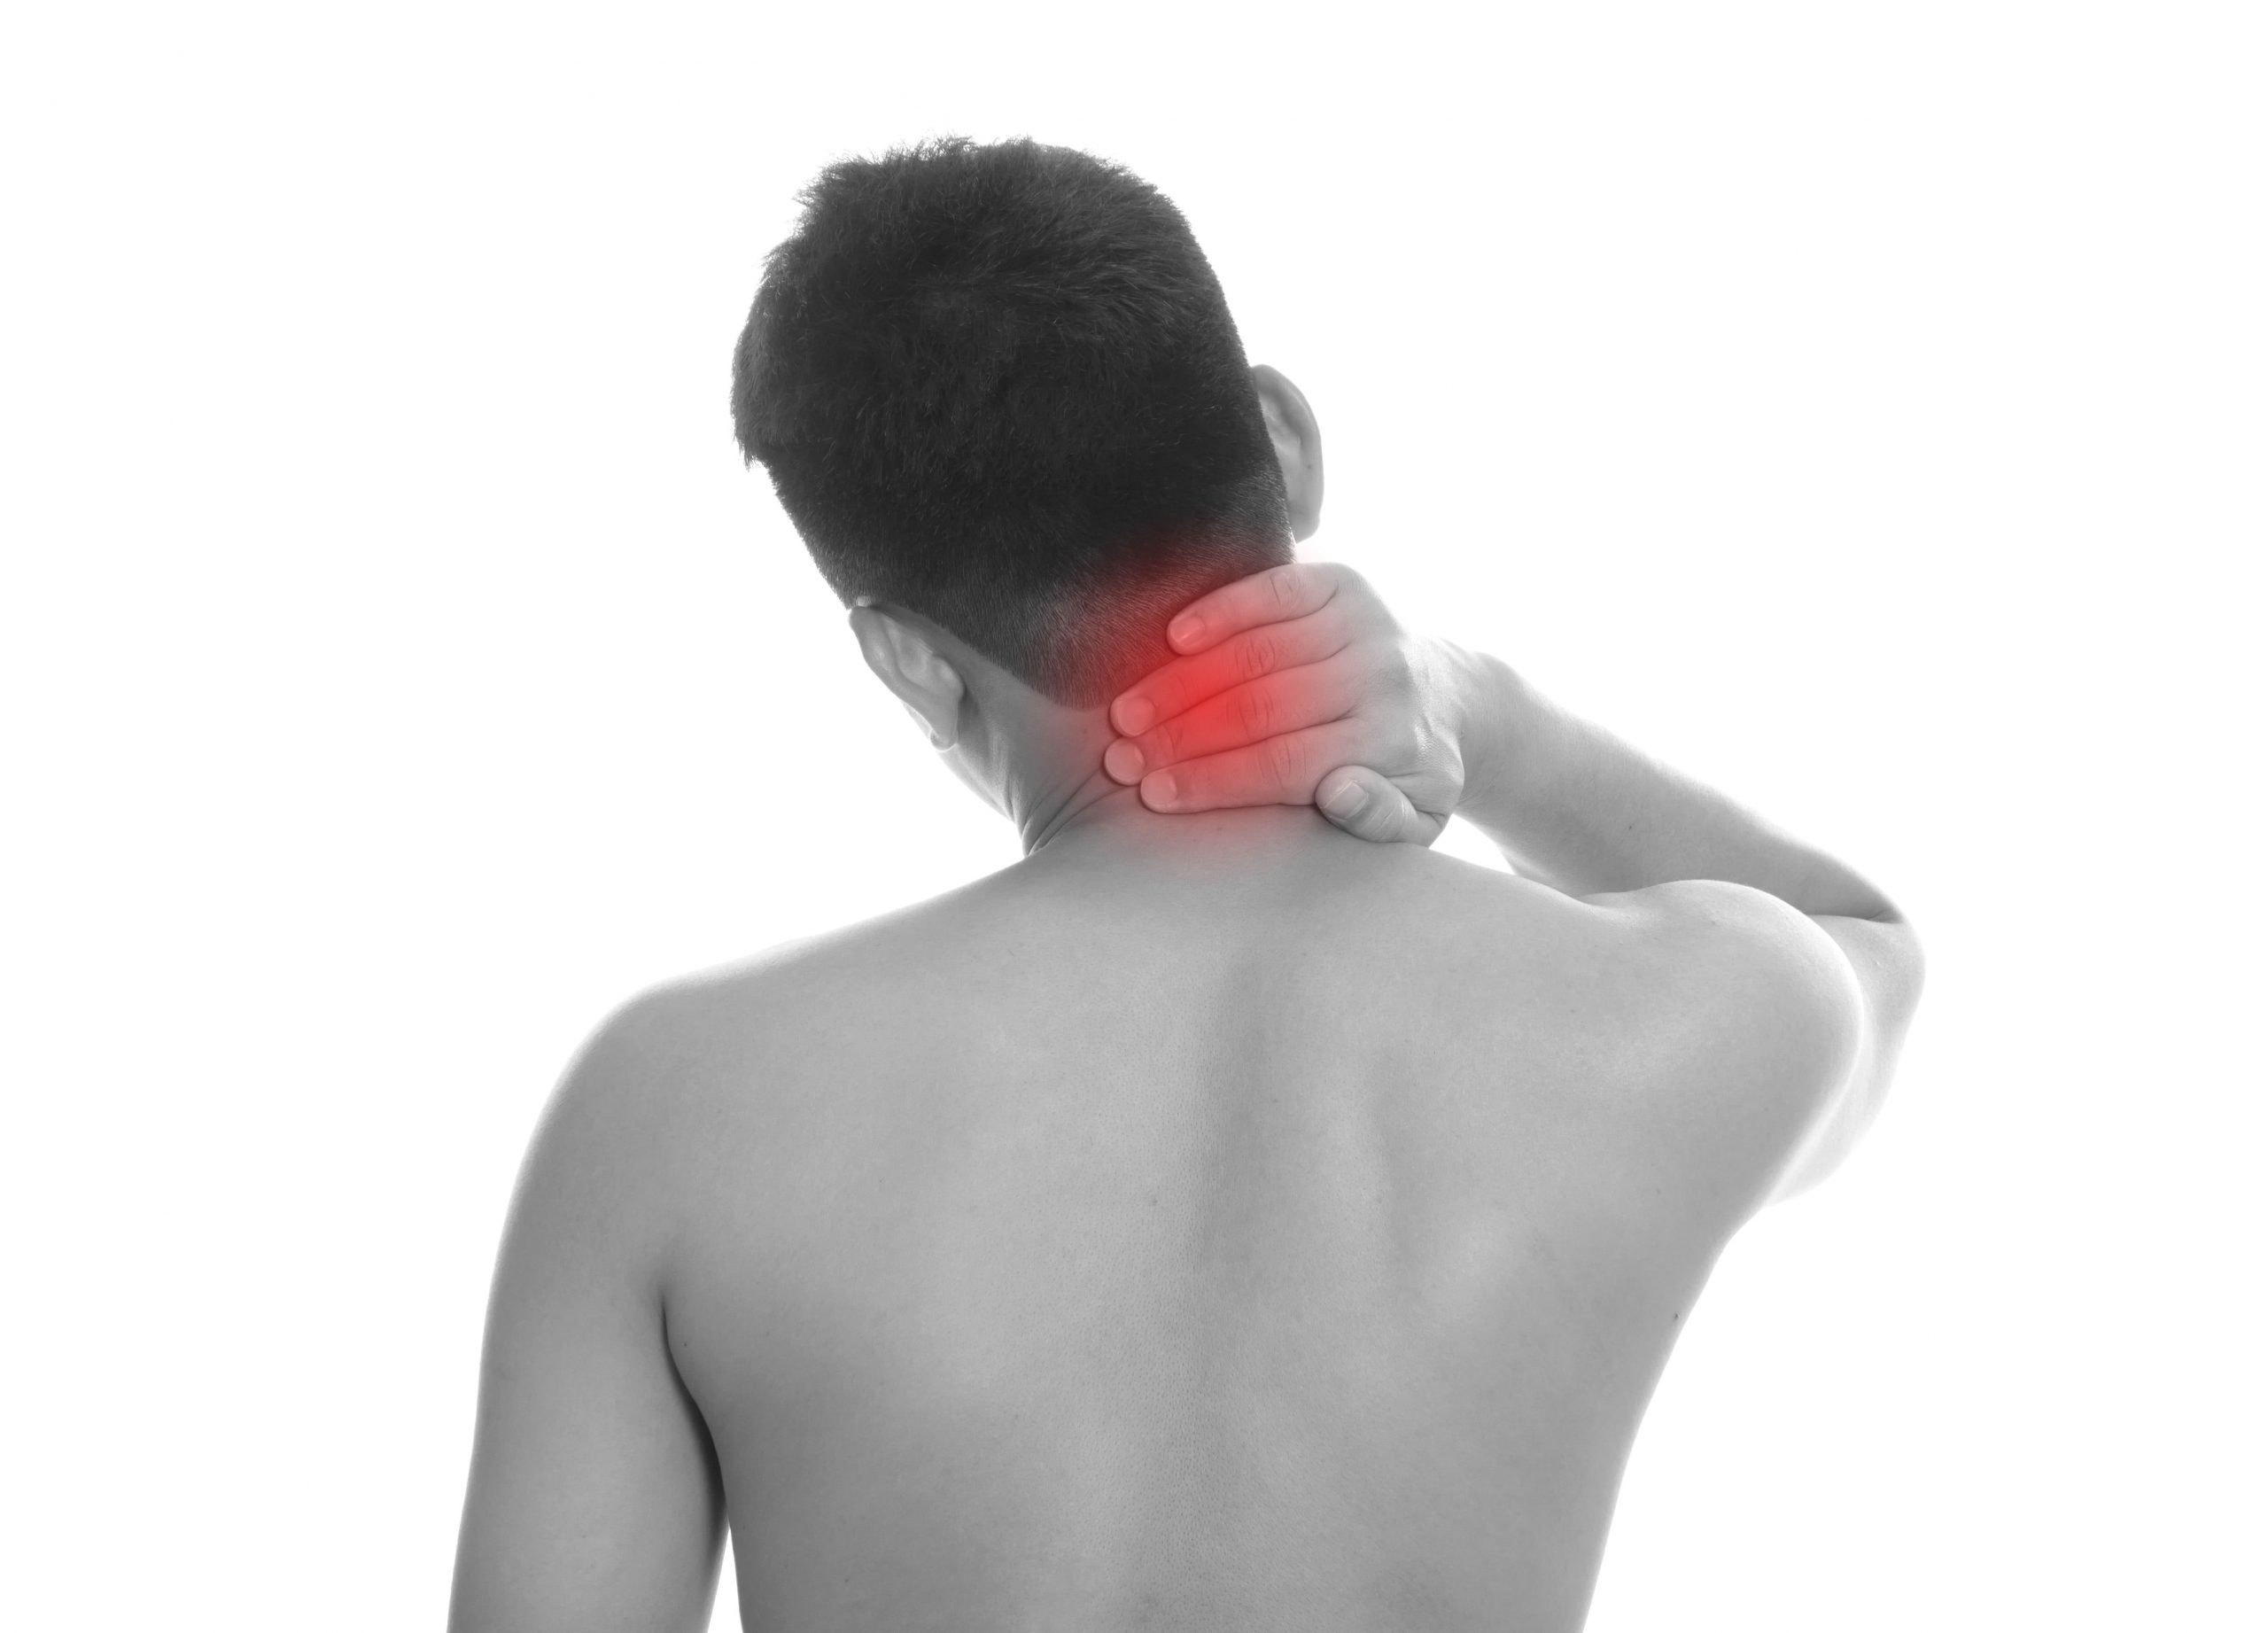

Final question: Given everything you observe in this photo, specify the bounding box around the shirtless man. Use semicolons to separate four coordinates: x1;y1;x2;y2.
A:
449;137;1923;1632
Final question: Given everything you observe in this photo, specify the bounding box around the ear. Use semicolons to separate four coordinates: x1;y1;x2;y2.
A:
848;602;967;750
1251;363;1324;541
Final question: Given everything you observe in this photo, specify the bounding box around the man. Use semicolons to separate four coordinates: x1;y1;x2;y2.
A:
450;137;1922;1632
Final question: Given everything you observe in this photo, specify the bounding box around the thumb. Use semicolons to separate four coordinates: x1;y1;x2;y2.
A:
1315;767;1447;846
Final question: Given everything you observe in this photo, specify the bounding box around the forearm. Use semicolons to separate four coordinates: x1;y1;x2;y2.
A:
1449;649;1899;920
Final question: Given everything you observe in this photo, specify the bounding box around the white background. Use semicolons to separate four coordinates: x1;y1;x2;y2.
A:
5;3;2261;1627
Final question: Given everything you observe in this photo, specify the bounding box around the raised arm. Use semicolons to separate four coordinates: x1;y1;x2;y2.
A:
1103;562;1924;1202
449;995;727;1632
1449;652;1923;1198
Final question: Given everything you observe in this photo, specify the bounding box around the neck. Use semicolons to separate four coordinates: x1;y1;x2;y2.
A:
1020;764;1139;853
1015;755;1340;862
1001;693;1138;853
967;667;1332;859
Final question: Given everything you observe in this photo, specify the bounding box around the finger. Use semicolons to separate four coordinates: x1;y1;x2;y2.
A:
1109;613;1349;737
1104;662;1363;784
1137;720;1364;813
1161;562;1346;656
1316;767;1447;847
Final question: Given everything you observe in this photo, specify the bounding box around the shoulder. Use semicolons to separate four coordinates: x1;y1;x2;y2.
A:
1577;878;1868;1220
1599;879;1865;1070
503;923;906;1261
1331;838;1587;944
557;881;1005;1117
650;879;1003;1031
1343;861;1866;1224
1339;843;1670;1011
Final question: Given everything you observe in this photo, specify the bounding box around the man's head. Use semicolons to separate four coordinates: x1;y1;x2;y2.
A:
733;137;1319;726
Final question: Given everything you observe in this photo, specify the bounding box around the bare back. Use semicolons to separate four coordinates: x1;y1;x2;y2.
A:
638;810;1760;1633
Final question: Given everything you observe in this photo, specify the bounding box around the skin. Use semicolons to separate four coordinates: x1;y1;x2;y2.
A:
450;366;1924;1633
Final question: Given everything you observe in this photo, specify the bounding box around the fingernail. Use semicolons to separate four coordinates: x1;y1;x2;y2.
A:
1168;616;1200;649
1115;696;1153;735
1146;771;1178;808
1104;740;1145;783
1320;779;1367;819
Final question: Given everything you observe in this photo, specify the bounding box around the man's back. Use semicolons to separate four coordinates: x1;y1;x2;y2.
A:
452;144;1919;1633
642;807;1814;1632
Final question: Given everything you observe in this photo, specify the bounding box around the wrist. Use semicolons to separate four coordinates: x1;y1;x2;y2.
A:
1443;646;1540;830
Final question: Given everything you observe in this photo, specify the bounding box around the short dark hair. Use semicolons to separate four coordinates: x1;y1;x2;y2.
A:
732;137;1290;706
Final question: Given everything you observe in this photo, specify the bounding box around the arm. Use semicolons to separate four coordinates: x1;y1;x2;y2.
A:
1449;650;1891;913
1449;650;1923;1201
449;996;726;1633
1104;563;1923;1201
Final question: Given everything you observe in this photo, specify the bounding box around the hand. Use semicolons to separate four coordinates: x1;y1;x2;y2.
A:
1102;562;1469;844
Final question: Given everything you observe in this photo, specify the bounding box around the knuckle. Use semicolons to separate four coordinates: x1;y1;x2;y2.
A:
1237;632;1278;682
1234;684;1276;737
1263;733;1302;793
1269;564;1302;609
